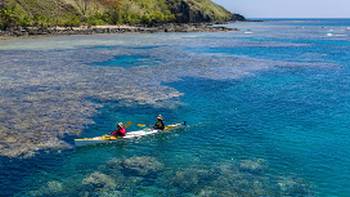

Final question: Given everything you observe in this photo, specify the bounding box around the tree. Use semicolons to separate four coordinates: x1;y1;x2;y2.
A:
74;0;92;16
0;3;32;29
101;0;123;24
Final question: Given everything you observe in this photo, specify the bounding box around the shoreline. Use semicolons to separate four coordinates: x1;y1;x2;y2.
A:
0;23;237;40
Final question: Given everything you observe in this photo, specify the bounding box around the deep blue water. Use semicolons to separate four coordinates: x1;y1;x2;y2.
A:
1;19;350;197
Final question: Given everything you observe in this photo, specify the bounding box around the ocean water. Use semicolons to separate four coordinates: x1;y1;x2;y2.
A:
92;54;159;68
0;19;350;197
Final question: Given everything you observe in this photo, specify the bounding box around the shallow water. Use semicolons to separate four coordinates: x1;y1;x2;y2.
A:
91;53;160;68
1;19;350;196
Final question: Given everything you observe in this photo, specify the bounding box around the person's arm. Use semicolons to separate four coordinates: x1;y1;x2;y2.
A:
153;122;159;129
111;130;117;136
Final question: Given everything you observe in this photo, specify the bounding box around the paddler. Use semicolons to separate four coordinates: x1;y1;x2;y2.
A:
111;122;127;137
153;114;165;130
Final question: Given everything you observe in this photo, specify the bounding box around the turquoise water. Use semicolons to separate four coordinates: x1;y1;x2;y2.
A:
1;19;350;197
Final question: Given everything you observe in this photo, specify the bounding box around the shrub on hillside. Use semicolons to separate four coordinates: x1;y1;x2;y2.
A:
0;4;32;29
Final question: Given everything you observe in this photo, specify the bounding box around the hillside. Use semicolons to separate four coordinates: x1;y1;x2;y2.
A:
0;0;240;30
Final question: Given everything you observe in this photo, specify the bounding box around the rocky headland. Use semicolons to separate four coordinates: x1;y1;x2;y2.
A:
0;0;245;38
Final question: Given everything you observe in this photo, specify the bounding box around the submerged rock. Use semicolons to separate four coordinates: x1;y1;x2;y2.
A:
119;156;164;177
28;181;64;197
197;188;217;197
277;177;313;197
239;159;267;174
105;158;122;170
82;172;117;191
197;189;242;197
171;167;217;192
78;171;124;197
47;181;64;193
79;190;122;197
167;161;277;197
99;191;123;197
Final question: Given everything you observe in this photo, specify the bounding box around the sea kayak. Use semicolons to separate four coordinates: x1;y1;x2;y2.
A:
74;122;186;147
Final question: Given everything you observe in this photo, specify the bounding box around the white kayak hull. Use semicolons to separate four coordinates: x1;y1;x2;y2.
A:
74;123;185;147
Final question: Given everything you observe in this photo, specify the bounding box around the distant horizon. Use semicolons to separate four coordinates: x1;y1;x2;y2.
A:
214;0;350;19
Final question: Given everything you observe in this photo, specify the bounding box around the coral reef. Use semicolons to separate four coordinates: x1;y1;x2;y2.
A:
82;172;117;191
28;181;64;197
167;161;312;197
239;159;267;174
119;156;164;177
0;34;333;157
277;177;312;197
78;172;125;197
21;156;313;197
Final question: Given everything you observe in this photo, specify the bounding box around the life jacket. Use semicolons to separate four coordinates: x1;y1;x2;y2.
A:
154;120;165;130
118;127;126;136
112;127;126;137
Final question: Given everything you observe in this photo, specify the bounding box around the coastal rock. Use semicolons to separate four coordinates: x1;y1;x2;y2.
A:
232;13;246;21
1;23;236;37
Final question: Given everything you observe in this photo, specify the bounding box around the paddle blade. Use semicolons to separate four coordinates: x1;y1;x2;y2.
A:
137;124;146;127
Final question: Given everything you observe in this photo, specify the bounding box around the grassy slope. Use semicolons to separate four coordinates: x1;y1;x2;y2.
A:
0;0;233;29
188;0;232;21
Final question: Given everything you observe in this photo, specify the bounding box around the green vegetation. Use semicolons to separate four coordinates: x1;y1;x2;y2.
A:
169;0;233;22
0;3;32;29
0;0;234;30
104;0;175;24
